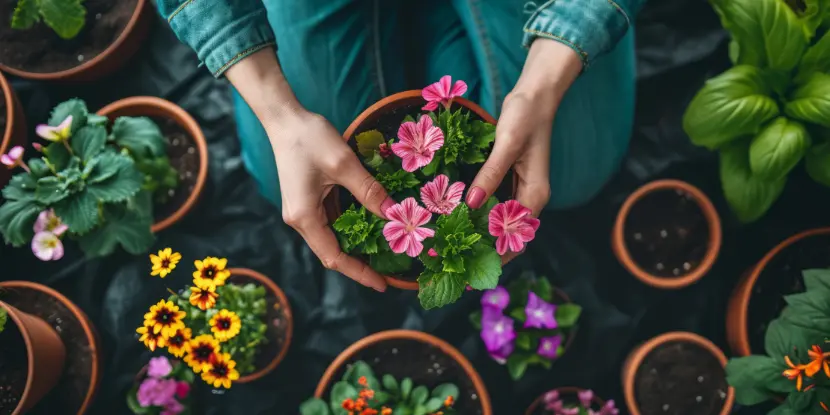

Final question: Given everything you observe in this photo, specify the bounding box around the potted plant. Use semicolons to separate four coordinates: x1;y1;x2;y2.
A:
726;227;830;356
725;267;830;413
468;274;582;380
622;332;734;415
306;330;492;415
327;75;539;309
137;250;293;387
612;179;722;289
524;388;619;415
0;70;26;191
0;0;151;81
682;0;830;223
0;280;101;414
127;356;194;415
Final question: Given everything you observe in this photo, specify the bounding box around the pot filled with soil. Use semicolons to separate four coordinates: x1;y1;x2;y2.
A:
612;179;721;289
524;387;618;415
622;331;734;415
726;227;830;356
302;329;492;415
0;0;151;82
0;281;101;415
0;70;27;190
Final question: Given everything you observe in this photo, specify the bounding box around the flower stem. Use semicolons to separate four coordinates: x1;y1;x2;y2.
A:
16;161;31;174
62;140;74;156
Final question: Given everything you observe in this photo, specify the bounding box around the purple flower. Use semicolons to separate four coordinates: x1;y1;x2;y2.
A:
147;356;173;379
593;400;619;415
480;312;515;354
481;286;509;310
524;291;557;329
161;398;185;415
488;339;515;364
543;390;560;405
137;378;177;407
34;209;68;236
578;389;594;408
537;335;563;359
31;231;64;261
561;408;580;415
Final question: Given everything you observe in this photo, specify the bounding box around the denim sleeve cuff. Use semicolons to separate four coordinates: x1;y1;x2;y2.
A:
522;0;631;71
164;1;276;77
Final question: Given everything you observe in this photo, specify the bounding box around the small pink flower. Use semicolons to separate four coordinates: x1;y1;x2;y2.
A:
378;142;391;158
147;356;173;378
136;378;177;407
35;115;73;142
174;381;190;399
420;174;465;215
161;399;185;415
391;116;444;172
0;146;24;167
33;209;68;237
421;75;468;111
32;142;43;152
488;200;540;255
31;231;64;261
427;248;438;257
382;198;435;257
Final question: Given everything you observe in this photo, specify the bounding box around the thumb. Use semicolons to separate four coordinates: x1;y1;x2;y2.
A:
337;157;396;219
466;135;521;209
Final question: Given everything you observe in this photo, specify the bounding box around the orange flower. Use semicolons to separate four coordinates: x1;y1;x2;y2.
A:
805;345;830;377
784;355;806;391
136;323;166;351
821;401;829;413
381;408;392;415
354;398;367;411
342;398;355;411
444;395;454;407
359;388;375;400
358;376;368;387
360;409;378;415
189;286;218;311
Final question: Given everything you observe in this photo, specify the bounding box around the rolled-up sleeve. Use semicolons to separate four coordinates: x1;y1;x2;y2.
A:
522;0;646;71
157;0;276;77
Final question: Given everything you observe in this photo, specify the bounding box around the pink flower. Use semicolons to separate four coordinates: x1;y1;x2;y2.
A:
147;356;173;378
0;146;23;167
33;209;68;237
427;248;438;257
391;116;444;172
488;200;540;255
175;381;190;399
161;399;185;415
382;198;435;257
35;115;73;142
31;231;64;261
420;174;465;215
421;75;468;111
378;142;391;158
136;378;177;407
32;142;43;152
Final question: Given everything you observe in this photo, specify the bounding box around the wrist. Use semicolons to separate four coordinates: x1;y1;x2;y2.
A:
512;38;582;103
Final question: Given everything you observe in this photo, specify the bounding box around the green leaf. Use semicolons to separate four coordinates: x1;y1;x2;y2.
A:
410;386;428;406
461;120;496;164
375;170;420;194
28;159;50;179
787;386;814;412
86;154;143;203
555;304;582;328
2;173;37;201
509;307;526;323
802;0;830;36
442;254;465;274
719;140;786;223
300;398;330;415
785;73;830;128
329;382;358;413
418;270;464;310
766;318;805;358
35;176;71;205
424;398;443;412
382;374;399;393
370;248;412;275
726;355;787;405
53;191;98;234
515;332;532;350
86;114;109;126
356;130;385;158
76;192;154;257
683;66;779;150
401;378;413;400
748;117;810;180
802;268;830;293
11;0;40;29
43;142;71;171
126;388;151;414
111;116;166;158
70;125;107;162
430;383;459;402
781;290;830;335
49;99;88;131
506;354;530;380
532;277;554;302
0;199;41;247
419;249;443;272
806;142;830;187
797;30;830;81
469;310;482;330
38;0;86;39
466;244;501;290
333;205;373;253
0;309;7;333
470;196;498;235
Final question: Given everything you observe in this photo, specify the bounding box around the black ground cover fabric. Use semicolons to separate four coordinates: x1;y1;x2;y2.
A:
1;0;821;413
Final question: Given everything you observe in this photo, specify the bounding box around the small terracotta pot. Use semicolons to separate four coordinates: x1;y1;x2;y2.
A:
726;227;830;356
524;387;604;415
227;268;293;383
0;281;101;415
0;70;27;190
612;179;722;289
0;0;152;82
96;96;209;233
622;331;734;415
314;329;492;415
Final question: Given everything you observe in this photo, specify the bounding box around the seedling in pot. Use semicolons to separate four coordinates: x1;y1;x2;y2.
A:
10;0;87;39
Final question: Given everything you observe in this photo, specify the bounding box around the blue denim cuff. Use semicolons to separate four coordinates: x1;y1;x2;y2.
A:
522;0;631;70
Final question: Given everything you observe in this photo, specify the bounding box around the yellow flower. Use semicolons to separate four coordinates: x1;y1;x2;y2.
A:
136;323;167;351
209;309;241;342
184;335;221;374
189;286;218;311
201;352;240;389
150;248;182;278
192;257;231;290
143;300;186;338
166;327;192;358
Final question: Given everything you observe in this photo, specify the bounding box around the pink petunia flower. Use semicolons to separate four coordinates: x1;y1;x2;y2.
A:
33;209;68;237
420;174;465;215
382;198;435;257
421;75;468;111
0;146;24;167
35;115;73;142
488;200;540;255
147;356;173;378
391;116;444;172
136;378;177;407
161;398;185;415
427;248;438;257
31;231;64;261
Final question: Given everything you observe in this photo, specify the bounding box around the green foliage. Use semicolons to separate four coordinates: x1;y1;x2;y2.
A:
11;0;86;39
423;109;495;175
332;205;385;255
375;170;420;195
0;309;6;334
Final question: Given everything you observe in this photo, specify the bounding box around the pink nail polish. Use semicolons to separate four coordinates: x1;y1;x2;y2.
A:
467;187;485;209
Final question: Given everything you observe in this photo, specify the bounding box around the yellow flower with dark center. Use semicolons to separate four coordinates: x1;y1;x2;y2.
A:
193;257;231;290
189;286;218;310
150;248;182;278
209;309;241;342
166;327;192;358
136;323;167;351
184;335;221;373
143;300;186;338
201;352;240;389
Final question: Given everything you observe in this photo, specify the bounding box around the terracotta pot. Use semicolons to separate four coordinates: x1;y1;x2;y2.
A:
0;70;27;190
612;179;722;289
0;0;152;82
726;227;830;356
524;387;604;415
227;268;293;383
622;331;734;415
96;96;209;233
0;281;101;415
326;90;503;291
314;329;492;415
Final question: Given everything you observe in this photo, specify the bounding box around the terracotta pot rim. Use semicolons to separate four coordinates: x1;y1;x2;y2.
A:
228;267;293;383
0;281;101;415
95;96;209;233
612;179;722;289
0;71;15;156
313;329;492;415
622;331;735;415
0;302;39;415
0;0;147;80
524;387;605;415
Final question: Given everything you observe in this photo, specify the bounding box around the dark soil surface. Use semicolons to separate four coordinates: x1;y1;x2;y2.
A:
624;189;709;278
228;275;290;375
0;0;138;73
634;341;728;415
151;117;199;222
325;338;483;415
0;315;27;415
747;234;830;353
0;289;94;414
0;98;7;137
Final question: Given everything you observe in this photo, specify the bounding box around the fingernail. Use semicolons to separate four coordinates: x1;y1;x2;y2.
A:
380;198;396;217
467;187;485;209
374;282;387;293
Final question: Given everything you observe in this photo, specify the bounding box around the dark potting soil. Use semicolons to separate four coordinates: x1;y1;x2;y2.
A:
325;339;483;415
228;275;290;376
0;0;138;73
151;117;199;222
0;289;93;414
624;189;709;278
0;318;27;415
634;341;728;415
747;234;830;353
0;98;6;138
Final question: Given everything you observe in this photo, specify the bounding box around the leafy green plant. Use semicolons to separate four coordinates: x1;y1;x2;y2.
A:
300;361;459;415
11;0;87;39
0;308;6;334
683;0;830;223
